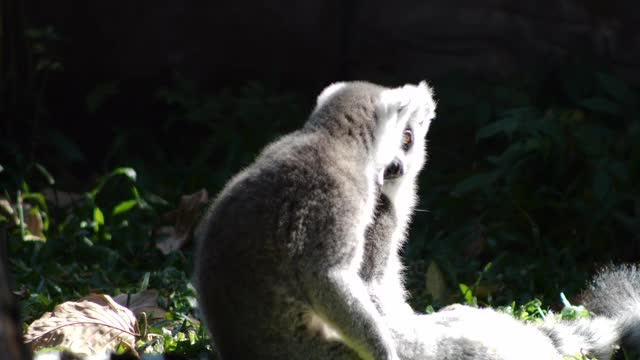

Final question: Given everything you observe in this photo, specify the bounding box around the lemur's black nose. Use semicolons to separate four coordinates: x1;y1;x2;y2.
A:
384;158;404;180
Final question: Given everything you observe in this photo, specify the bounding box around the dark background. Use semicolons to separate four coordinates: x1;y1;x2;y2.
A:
2;0;640;308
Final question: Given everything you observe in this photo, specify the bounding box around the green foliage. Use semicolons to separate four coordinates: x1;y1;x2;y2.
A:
2;71;307;358
458;262;493;307
499;298;546;322
406;69;640;307
1;164;213;357
124;76;308;197
559;292;590;321
3;41;639;356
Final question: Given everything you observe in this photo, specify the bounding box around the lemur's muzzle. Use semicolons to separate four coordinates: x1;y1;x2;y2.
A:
383;158;404;180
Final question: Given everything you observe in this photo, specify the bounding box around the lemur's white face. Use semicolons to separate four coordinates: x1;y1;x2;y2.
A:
376;81;436;192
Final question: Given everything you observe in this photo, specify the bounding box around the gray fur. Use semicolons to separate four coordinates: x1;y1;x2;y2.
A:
582;264;640;354
195;81;435;360
361;194;396;284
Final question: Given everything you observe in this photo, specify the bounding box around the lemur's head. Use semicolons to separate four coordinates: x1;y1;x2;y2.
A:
377;81;435;186
312;81;436;191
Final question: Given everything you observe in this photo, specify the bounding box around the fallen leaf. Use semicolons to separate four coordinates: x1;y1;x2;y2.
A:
0;197;47;242
154;189;209;255
2;197;46;242
0;197;18;226
113;290;166;322
24;294;138;356
23;206;46;242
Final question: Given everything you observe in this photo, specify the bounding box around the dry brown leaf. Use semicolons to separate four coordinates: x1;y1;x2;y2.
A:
23;206;45;242
113;290;166;322
154;189;209;255
24;294;138;356
425;260;448;303
0;197;18;226
0;197;46;241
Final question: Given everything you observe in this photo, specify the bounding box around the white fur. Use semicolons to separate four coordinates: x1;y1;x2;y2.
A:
374;82;436;180
370;81;436;320
417;307;562;359
314;82;346;112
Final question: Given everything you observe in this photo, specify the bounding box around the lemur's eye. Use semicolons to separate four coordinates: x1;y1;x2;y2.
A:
401;129;413;151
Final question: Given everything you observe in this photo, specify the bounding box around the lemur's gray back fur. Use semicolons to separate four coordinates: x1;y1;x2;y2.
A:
195;81;435;360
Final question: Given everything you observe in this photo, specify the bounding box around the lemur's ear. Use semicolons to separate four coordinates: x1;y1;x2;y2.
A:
377;86;409;122
418;81;429;91
377;82;436;123
314;82;346;111
417;81;436;126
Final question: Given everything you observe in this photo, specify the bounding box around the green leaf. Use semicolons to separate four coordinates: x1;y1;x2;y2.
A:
145;192;170;206
91;167;138;198
483;262;492;273
579;97;620;115
82;236;94;247
560;293;590;320
560;292;572;307
475;116;520;141
111;167;137;182
93;207;104;232
34;163;55;185
140;272;150;292
22;193;48;213
112;199;137;216
131;186;151;210
459;283;474;305
452;172;498;195
86;81;120;113
596;72;635;104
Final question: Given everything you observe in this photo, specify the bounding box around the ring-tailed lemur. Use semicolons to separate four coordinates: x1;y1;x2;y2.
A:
358;87;640;359
194;81;436;360
195;79;640;360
